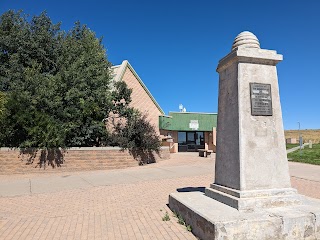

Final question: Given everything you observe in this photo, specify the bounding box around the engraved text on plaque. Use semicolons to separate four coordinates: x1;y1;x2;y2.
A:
250;83;272;116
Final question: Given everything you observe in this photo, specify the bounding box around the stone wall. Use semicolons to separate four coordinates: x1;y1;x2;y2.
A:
0;147;170;175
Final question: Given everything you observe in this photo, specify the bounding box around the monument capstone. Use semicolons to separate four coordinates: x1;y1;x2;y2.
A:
169;31;320;240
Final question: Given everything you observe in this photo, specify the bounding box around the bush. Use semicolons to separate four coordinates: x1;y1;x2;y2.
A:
109;109;161;164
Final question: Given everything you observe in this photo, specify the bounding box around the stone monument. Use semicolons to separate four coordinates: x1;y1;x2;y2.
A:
169;31;320;240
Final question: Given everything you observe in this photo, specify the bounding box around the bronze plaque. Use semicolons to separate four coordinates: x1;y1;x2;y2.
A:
250;83;272;116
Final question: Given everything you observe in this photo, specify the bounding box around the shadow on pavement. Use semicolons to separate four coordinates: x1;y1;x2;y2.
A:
177;187;206;193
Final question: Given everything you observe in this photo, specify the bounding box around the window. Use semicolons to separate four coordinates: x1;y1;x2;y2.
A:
178;132;186;145
178;131;205;152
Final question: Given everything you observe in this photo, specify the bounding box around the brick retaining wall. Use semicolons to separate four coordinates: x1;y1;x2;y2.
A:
0;147;170;175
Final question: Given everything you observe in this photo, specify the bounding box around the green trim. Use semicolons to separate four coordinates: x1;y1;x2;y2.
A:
159;112;217;131
116;60;165;115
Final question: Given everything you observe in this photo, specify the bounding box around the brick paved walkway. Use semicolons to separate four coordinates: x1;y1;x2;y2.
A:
0;153;319;239
0;175;211;240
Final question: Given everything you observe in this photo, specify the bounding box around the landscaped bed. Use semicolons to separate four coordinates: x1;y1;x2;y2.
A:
287;144;320;165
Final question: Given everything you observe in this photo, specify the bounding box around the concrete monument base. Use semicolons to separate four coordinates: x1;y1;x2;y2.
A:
169;192;320;240
205;184;302;211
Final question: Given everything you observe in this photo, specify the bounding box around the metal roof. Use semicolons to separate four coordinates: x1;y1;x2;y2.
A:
159;112;217;131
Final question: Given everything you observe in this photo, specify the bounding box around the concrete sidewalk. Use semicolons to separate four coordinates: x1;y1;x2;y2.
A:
0;155;213;197
289;161;320;182
0;153;319;197
286;143;310;153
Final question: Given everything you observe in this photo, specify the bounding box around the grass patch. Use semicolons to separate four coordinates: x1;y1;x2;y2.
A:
162;211;170;221
287;144;320;165
173;211;192;232
286;144;299;149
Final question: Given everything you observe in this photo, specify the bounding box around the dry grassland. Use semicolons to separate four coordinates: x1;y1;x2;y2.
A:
285;129;320;143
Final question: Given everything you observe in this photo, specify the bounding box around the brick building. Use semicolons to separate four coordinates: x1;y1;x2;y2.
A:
159;112;217;152
111;60;164;133
111;60;217;153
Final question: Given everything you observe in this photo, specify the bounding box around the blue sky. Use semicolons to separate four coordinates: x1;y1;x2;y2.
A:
1;0;319;130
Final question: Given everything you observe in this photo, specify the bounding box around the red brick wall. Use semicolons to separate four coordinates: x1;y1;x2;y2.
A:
0;147;170;175
122;67;162;133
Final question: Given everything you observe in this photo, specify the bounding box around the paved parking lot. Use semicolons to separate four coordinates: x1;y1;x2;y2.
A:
0;153;319;239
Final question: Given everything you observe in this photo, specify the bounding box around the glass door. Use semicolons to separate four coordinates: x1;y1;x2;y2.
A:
187;132;196;151
178;131;205;152
178;132;187;152
195;132;205;150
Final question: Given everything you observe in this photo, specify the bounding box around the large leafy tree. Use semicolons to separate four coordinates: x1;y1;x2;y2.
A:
56;22;113;147
0;10;113;148
0;10;161;162
0;92;7;141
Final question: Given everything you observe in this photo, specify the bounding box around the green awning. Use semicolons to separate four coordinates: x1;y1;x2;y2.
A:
159;112;217;131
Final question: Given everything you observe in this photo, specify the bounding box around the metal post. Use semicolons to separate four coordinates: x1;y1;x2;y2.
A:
298;122;302;157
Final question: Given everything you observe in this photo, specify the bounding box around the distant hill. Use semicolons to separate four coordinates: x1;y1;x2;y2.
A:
284;129;320;143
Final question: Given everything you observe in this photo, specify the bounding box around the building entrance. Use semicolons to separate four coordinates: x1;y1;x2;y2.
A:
178;131;205;152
